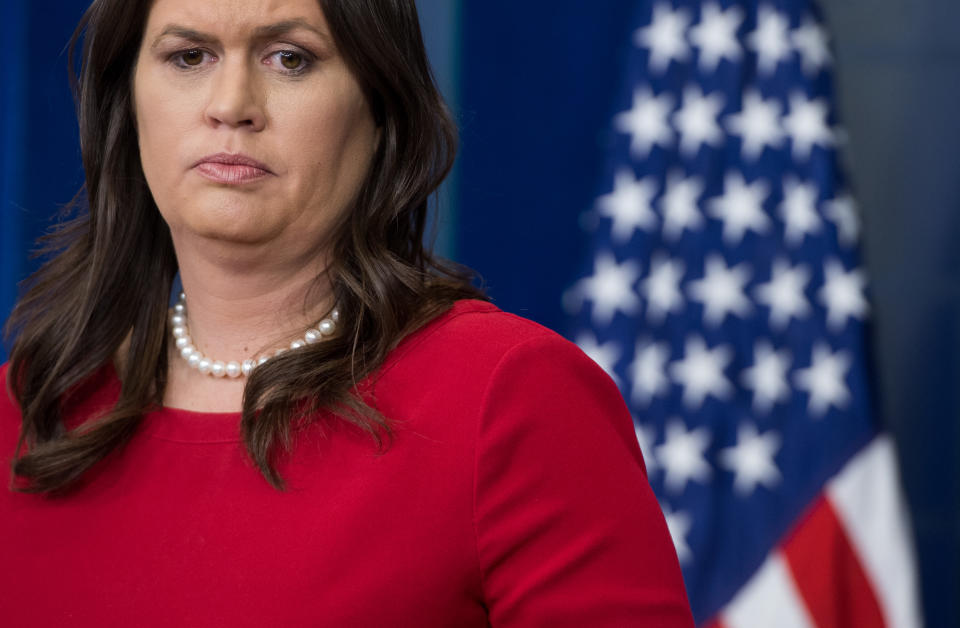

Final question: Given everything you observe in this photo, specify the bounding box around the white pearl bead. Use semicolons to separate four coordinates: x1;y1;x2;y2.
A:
172;292;344;378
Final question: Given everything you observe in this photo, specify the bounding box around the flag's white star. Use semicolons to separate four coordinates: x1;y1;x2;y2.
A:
660;503;693;563
660;171;705;241
576;332;622;386
687;254;753;327
565;252;641;325
673;85;726;157
746;5;792;75
824;193;860;247
634;3;692;73
792;16;832;75
725;90;785;160
782;92;835;160
708;172;772;246
794;342;852;417
720;423;782;496
641;254;686;323
630;339;672;406
634;421;659;474
689;2;744;72
741;340;793;414
596;168;659;243
779;178;823;247
614;88;675;158
655;418;713;493
754;258;812;330
818;259;869;332
670;336;734;409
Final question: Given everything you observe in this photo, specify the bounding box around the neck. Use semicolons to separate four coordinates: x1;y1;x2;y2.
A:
160;237;335;412
174;238;334;365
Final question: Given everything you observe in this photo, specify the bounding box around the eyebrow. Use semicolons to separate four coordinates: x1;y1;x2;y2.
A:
149;18;330;50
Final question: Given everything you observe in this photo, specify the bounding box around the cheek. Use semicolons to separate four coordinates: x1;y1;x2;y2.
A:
260;96;376;251
134;69;198;209
278;94;350;163
278;93;378;202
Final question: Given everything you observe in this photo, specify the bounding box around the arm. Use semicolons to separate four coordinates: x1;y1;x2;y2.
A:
474;334;694;627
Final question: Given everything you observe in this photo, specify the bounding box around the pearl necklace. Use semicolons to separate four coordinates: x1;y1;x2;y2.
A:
170;292;339;378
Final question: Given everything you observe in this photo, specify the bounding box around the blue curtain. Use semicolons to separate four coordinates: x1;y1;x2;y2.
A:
1;0;88;359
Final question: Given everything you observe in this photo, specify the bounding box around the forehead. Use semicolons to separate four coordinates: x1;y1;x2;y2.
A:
143;0;327;35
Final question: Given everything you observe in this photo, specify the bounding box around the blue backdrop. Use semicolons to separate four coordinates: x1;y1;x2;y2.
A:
1;1;956;625
1;1;87;335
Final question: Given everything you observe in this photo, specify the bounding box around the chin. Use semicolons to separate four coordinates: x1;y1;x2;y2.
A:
195;221;284;246
175;204;286;247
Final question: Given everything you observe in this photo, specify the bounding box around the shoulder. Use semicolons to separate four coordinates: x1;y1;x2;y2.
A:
410;299;558;347
372;300;635;453
0;360;119;433
380;299;595;383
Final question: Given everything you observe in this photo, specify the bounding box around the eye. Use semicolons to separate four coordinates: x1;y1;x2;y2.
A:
279;51;303;70
169;48;214;70
268;50;313;75
179;49;205;66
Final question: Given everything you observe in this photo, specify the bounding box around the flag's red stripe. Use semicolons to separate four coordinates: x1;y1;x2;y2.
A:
782;495;886;628
703;618;727;628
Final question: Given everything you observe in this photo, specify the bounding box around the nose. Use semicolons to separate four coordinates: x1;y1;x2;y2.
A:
204;57;266;131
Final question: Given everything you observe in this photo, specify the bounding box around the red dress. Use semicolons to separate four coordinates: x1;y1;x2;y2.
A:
0;300;693;627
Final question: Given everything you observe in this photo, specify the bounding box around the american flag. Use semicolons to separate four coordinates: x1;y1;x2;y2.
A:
563;2;923;626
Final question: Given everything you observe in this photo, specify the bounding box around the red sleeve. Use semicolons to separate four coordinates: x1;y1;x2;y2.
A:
473;334;694;627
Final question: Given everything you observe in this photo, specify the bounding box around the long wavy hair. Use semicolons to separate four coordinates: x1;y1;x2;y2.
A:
4;0;484;496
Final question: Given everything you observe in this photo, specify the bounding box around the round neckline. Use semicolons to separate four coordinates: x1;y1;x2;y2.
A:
112;299;498;444
141;405;244;444
95;361;245;444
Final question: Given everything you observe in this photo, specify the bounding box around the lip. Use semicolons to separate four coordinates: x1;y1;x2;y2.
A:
192;152;275;185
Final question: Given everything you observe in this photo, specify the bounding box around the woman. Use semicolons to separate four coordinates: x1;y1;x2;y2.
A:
0;0;694;625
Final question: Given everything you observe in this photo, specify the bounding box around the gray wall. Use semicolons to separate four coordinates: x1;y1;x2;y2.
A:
821;1;960;624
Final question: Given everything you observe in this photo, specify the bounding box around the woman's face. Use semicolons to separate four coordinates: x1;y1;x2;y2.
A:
133;0;378;254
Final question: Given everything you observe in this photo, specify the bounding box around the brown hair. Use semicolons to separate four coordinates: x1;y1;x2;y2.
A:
4;0;484;495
